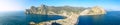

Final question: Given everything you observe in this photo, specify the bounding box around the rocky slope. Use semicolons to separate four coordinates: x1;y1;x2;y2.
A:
25;4;87;15
27;4;106;25
80;6;106;15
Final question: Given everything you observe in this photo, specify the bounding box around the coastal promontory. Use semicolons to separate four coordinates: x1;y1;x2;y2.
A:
26;4;106;25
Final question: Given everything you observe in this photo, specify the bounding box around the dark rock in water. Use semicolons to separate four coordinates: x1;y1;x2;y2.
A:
52;22;61;25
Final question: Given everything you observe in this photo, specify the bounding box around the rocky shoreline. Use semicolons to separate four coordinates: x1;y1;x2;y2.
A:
26;4;106;25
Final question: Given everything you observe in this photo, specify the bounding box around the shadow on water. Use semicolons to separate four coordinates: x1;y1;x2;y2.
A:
26;14;66;24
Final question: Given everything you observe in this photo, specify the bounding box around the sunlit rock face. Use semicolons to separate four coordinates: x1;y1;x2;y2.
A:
25;4;106;15
26;4;106;25
25;4;87;15
80;6;106;15
89;6;106;15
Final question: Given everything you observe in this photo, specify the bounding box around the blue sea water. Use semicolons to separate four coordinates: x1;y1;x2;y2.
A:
0;11;27;25
78;11;120;25
0;11;120;25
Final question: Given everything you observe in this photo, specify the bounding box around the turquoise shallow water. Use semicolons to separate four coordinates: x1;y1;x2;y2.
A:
0;11;120;25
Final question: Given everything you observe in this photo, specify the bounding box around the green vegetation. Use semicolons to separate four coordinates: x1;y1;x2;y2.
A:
27;4;106;25
25;4;89;15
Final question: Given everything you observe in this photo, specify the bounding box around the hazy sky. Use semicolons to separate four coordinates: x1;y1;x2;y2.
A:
0;0;120;12
0;0;24;12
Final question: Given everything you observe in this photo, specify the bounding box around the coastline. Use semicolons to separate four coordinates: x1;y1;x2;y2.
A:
26;4;106;25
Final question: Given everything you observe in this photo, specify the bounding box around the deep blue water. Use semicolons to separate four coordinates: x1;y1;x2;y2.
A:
0;11;27;25
78;11;120;25
0;11;120;25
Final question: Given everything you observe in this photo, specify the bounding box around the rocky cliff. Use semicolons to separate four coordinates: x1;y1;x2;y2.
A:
80;6;106;15
26;4;106;25
25;4;87;15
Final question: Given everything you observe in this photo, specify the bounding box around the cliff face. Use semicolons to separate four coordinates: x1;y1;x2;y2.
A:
25;5;106;15
80;6;106;15
26;4;106;25
91;6;106;14
25;4;87;15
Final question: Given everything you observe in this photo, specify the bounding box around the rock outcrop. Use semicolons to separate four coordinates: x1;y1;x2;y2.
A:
26;4;106;25
25;4;86;15
80;6;106;15
91;6;106;14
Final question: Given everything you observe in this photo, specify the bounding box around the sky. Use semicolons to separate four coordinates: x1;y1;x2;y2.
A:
0;0;120;12
0;0;24;12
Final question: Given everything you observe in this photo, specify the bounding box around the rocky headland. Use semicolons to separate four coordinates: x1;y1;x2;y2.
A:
26;4;106;25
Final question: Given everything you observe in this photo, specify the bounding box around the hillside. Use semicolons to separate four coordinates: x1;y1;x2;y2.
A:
26;4;106;25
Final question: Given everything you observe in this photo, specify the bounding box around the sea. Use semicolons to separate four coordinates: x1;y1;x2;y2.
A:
0;11;120;25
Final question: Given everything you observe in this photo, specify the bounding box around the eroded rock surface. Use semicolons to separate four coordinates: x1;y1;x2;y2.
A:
26;4;106;25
